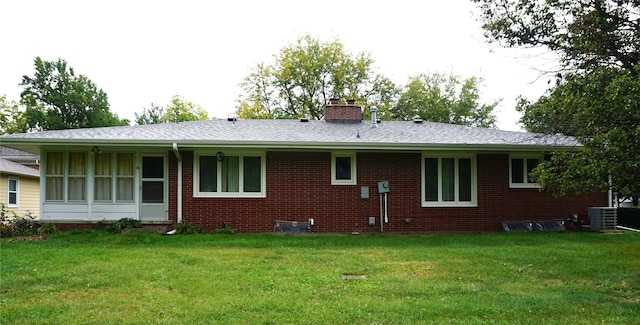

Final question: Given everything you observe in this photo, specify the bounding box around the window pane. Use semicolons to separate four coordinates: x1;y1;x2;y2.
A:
46;177;63;201
142;181;163;203
526;158;539;183
335;156;352;180
442;158;455;201
116;153;134;202
424;158;438;201
46;152;63;176
243;156;261;192
9;193;17;205
143;157;164;178
222;156;239;192
117;153;134;176
94;178;112;201
68;152;86;201
459;158;472;202
95;153;112;176
116;178;134;201
8;179;17;191
68;177;86;201
511;158;524;183
68;152;86;176
199;156;217;192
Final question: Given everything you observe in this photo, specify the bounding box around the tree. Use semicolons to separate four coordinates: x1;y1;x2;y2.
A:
473;0;640;202
391;73;499;127
163;94;209;123
0;95;25;134
135;103;165;125
19;57;128;130
235;34;399;120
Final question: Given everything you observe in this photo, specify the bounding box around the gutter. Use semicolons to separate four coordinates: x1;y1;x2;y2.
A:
172;143;182;224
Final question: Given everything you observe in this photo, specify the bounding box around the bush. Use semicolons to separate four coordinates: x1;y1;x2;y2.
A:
175;222;203;235
37;223;58;236
215;222;235;235
0;206;40;237
107;218;142;234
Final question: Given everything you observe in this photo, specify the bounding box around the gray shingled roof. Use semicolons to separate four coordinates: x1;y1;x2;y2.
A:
0;119;579;151
0;158;39;178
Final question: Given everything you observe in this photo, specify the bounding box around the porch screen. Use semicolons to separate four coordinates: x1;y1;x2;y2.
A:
68;152;86;201
94;153;112;201
45;152;64;201
116;153;134;201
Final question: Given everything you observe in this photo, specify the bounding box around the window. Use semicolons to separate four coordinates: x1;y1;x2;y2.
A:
45;151;87;202
94;152;135;202
7;178;18;207
194;152;265;197
510;155;541;188
331;152;357;185
422;153;477;207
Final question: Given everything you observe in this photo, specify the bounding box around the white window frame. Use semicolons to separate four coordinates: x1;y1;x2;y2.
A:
44;151;87;203
7;177;18;207
509;154;542;189
421;152;477;207
331;152;357;185
93;152;136;203
193;151;266;198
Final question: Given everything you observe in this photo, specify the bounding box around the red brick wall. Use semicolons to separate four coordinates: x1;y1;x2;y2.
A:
168;151;606;233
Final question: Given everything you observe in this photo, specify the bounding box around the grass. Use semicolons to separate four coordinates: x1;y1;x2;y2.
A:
1;231;639;324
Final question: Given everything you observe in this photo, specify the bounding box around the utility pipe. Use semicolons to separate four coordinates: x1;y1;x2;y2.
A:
172;143;183;224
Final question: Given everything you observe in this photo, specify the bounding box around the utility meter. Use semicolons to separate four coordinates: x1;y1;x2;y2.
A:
377;180;389;193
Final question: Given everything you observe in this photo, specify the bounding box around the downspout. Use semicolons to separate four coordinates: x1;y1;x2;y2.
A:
172;143;183;224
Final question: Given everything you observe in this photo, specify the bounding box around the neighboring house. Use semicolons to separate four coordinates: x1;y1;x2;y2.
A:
0;101;605;233
0;147;40;218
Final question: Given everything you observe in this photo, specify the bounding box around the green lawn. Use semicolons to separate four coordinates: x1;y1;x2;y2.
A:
1;231;639;324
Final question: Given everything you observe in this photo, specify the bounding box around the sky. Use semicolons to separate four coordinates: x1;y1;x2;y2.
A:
1;0;558;131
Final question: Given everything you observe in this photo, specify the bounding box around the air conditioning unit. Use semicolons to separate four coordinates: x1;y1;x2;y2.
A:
589;207;617;231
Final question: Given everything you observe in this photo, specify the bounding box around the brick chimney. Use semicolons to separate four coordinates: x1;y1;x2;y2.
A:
324;98;362;123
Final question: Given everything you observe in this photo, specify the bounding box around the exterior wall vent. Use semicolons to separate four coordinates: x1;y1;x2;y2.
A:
300;118;309;122
413;119;423;124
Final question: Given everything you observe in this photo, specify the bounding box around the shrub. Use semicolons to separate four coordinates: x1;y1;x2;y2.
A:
175;222;203;235
107;218;142;233
215;222;235;235
37;223;58;236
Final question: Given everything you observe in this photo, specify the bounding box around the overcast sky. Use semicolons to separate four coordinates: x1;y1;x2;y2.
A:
1;0;557;131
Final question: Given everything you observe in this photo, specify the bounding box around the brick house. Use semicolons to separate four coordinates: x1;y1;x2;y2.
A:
0;101;605;233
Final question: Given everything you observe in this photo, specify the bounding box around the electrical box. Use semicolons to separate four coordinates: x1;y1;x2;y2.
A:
368;217;376;226
377;181;389;193
361;186;369;199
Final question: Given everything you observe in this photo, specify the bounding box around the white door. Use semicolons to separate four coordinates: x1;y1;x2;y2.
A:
139;156;167;221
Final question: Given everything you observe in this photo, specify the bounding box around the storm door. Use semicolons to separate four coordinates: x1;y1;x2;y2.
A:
139;156;167;221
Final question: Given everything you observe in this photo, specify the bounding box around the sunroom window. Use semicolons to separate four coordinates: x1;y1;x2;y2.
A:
422;153;477;207
194;152;265;197
45;151;87;202
510;155;541;188
94;152;135;202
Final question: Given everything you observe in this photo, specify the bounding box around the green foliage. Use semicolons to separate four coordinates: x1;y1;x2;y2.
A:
37;223;58;236
236;34;400;120
214;222;235;235
473;0;640;201
19;57;129;131
472;0;639;73
392;73;499;127
134;103;165;125
106;218;142;233
523;66;640;198
0;95;28;134
134;95;209;125
164;94;209;123
175;222;203;235
0;206;40;237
